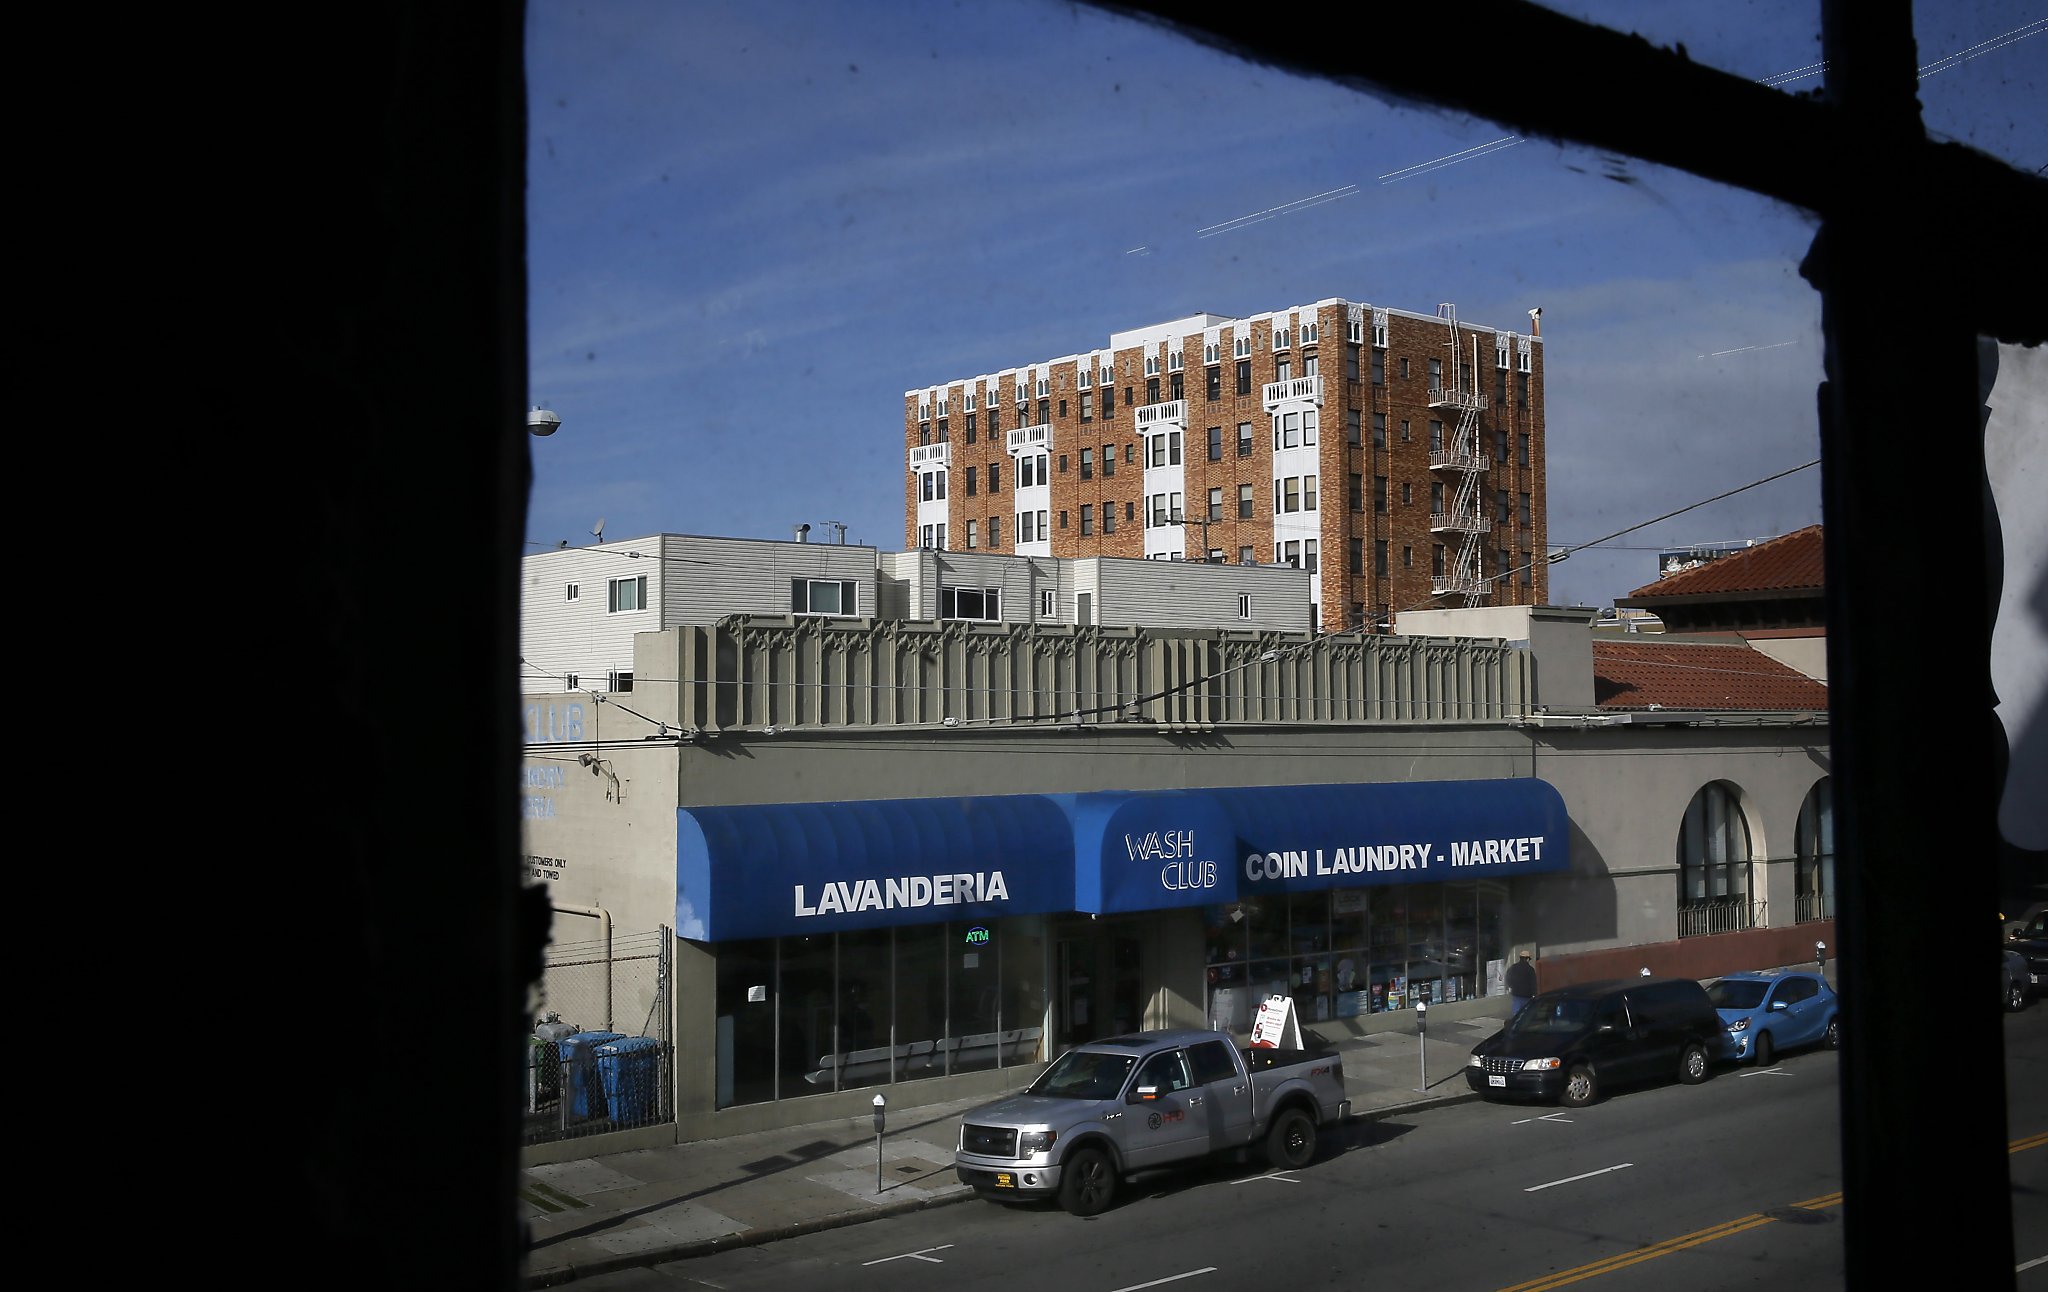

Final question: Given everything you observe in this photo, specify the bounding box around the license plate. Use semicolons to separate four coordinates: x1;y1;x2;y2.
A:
994;1172;1015;1188
1489;1075;1506;1087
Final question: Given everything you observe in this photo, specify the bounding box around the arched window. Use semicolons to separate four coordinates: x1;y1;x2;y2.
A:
1794;778;1835;923
1677;781;1754;936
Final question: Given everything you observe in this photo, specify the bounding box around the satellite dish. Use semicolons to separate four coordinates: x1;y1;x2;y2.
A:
591;518;606;542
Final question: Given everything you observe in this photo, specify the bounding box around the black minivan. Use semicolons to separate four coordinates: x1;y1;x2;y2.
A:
1465;977;1722;1107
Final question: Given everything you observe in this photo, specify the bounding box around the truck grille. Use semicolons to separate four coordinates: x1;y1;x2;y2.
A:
960;1123;1019;1158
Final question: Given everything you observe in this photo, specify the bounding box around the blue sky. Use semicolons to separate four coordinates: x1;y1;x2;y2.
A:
524;1;2044;610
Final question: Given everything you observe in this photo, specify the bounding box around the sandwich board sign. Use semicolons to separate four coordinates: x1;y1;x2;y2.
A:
1249;993;1303;1049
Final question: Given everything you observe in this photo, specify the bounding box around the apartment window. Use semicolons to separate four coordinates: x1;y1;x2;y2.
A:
989;515;1001;548
1037;399;1050;426
1237;594;1251;619
918;426;931;446
1432;544;1446;576
1149;494;1168;526
1236;359;1252;395
1429;420;1444;453
1303;474;1318;510
791;578;857;616
1303;353;1318;378
1018;455;1036;488
1059;454;1069;475
1239;545;1254;565
1038;509;1049;538
563;673;578;690
1234;335;1252;359
1304;538;1317;572
1282;477;1301;513
1018;511;1035;543
965;412;976;442
608;575;647;613
1238;483;1254;519
1125;443;1136;464
1170;431;1182;464
1099;364;1112;387
936;419;948;443
920;471;945;501
1402;481;1412;505
1371;349;1384;385
1500;547;1513;583
1519;492;1533;527
1402;545;1413;569
988;407;1000;433
942;586;1002;622
1375;540;1389;577
1105;387;1115;413
1206;367;1221;401
1080;448;1093;480
966;519;978;548
1496;366;1509;405
1208;425;1222;460
1041;589;1056;617
1375;476;1388;513
1150;434;1166;468
1170;371;1184;402
1400;419;1411;442
1518;371;1530;408
1280;540;1301;568
1522;553;1533;585
1146;376;1161;404
1346;409;1361;445
1103;508;1116;534
1496;429;1509;462
1497;489;1510;523
1349;602;1365;629
1126;501;1135;520
1080;504;1094;536
1279;412;1298;449
989;462;1001;492
1208;487;1223;523
1273;327;1290;351
1207;549;1226;563
966;466;977;496
1373;413;1386;447
1059;509;1070;529
1348;472;1363;511
1303;410;1318;445
1431;481;1445;512
1276;357;1292;383
1518;433;1531;466
1058;399;1067;419
1345;345;1359;382
565;583;579;601
1080;391;1093;422
1102;444;1115;477
1237;422;1253;457
1145;354;1160;377
1348;537;1363;574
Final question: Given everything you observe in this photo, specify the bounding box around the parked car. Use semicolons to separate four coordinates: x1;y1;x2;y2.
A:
954;1027;1349;1216
2003;948;2031;1012
1707;968;1840;1065
2002;897;2047;942
2013;910;2048;991
1466;977;1721;1108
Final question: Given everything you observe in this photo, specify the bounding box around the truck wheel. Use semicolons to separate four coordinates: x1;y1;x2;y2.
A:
1265;1107;1317;1170
1058;1146;1116;1217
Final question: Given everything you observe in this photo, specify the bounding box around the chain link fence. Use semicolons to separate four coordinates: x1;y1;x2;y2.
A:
524;924;672;1145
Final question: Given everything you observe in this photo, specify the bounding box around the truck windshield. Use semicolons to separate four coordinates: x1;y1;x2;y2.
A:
1025;1050;1139;1100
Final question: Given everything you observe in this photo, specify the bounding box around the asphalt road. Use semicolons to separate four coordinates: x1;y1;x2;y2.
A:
567;1006;2048;1292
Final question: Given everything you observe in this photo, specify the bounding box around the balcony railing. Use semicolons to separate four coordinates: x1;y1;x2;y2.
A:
1007;425;1049;453
1429;511;1493;534
1426;383;1488;411
1795;891;1830;923
1261;376;1323;410
1678;896;1757;938
1428;448;1488;471
1430;573;1489;597
1135;399;1187;430
908;443;950;468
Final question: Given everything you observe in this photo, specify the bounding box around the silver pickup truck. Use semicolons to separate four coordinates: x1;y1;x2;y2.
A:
953;1026;1350;1215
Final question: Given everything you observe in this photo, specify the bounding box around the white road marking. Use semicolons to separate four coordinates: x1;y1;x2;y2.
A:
1107;1269;1218;1292
1526;1163;1634;1192
863;1244;955;1266
2017;1254;2046;1273
1511;1111;1574;1125
1227;1171;1299;1185
1740;1065;1794;1078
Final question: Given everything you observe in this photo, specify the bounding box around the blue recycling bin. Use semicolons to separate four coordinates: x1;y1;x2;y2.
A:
595;1037;663;1125
561;1031;625;1120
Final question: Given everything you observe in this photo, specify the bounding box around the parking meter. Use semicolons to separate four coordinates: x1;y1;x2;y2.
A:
873;1094;887;1193
1414;1000;1428;1091
1815;940;1826;970
1416;998;1428;1036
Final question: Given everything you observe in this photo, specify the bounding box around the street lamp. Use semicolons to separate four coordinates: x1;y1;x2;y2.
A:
528;406;562;436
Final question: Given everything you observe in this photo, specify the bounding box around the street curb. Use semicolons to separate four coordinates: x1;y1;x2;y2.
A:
521;1089;1477;1288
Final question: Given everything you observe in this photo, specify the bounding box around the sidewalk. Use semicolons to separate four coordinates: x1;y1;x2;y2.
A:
519;1000;1505;1288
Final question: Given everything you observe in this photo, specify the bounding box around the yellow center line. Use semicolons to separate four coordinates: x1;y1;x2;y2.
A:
2010;1131;2048;1154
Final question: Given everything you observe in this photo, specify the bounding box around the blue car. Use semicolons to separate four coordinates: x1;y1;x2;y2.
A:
1707;968;1840;1066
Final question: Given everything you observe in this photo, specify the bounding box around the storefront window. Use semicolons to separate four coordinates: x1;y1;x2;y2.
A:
952;920;1005;1073
1001;918;1048;1065
713;938;776;1108
836;927;893;1089
780;934;836;1092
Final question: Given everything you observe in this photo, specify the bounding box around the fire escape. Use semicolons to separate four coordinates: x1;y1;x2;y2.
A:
1428;303;1491;600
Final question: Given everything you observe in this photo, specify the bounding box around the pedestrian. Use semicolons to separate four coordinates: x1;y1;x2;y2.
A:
1507;950;1537;1017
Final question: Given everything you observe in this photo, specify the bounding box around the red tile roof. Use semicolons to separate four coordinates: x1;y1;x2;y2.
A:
1593;639;1830;711
1626;525;1825;601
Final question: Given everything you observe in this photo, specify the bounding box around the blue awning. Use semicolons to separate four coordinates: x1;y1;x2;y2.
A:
1212;779;1570;894
677;795;1075;941
1065;790;1241;915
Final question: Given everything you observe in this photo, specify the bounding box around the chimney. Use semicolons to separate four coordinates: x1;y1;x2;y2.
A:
794;524;811;543
1527;306;1542;338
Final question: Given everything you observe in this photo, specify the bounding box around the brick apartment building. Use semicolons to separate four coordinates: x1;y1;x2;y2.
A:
904;297;1548;632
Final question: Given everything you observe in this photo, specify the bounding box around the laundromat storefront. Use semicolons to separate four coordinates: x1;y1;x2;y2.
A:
676;780;1566;1108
